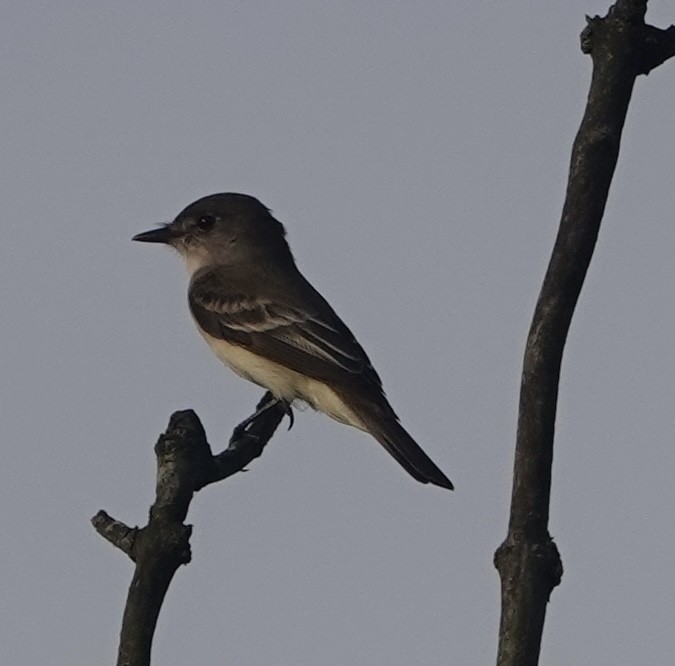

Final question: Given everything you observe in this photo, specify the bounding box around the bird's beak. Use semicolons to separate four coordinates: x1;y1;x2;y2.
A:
132;224;177;244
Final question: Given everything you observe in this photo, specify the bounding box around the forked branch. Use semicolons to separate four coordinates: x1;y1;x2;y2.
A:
92;392;285;666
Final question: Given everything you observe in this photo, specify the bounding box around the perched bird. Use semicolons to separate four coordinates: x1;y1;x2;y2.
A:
133;193;453;490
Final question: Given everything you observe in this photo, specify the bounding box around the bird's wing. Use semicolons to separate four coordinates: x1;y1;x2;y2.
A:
188;269;382;387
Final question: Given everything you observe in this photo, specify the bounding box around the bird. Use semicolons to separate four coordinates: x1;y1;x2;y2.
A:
133;193;453;490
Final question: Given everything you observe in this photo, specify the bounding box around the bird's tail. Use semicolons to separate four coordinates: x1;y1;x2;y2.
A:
347;396;453;490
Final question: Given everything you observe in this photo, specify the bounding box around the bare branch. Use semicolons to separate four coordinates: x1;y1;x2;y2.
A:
92;511;138;558
93;392;285;666
495;3;675;665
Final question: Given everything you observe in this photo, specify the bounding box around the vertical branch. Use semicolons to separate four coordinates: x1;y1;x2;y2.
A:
494;3;675;665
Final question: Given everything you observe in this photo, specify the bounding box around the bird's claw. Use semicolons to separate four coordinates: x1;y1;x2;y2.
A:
283;403;294;431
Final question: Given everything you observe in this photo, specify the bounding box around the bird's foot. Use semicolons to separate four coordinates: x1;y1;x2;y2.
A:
231;396;294;443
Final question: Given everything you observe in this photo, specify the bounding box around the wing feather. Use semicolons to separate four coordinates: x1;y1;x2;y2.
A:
188;270;382;387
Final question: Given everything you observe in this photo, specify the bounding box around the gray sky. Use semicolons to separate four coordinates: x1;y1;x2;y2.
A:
2;2;674;664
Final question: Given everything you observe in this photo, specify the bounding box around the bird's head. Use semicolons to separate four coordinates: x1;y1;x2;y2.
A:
133;193;290;273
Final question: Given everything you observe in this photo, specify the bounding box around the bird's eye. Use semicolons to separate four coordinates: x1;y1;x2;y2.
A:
197;215;217;231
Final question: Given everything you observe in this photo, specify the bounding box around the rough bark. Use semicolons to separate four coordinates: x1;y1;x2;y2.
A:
494;3;675;665
92;392;286;666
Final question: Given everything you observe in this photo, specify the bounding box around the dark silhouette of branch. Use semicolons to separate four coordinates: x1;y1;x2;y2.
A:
92;392;285;666
494;2;675;665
